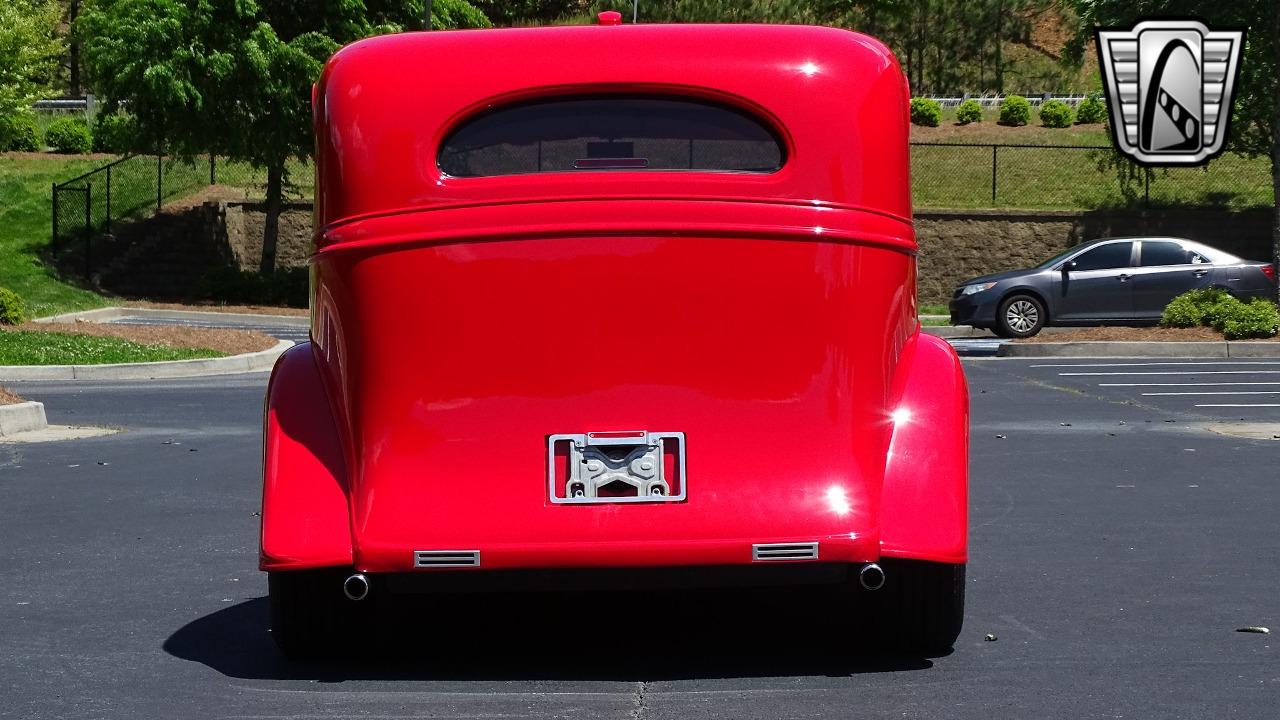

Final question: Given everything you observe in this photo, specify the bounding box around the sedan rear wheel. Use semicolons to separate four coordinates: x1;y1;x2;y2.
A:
996;294;1045;338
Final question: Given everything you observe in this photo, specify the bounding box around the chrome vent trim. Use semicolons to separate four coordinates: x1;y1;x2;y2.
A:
752;542;819;562
413;550;481;568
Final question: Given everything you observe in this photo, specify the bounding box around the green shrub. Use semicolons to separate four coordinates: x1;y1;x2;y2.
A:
1160;288;1236;328
92;113;137;153
1075;92;1107;124
194;267;309;307
999;95;1031;126
955;98;983;124
0;288;28;325
0;115;41;151
1160;289;1278;339
909;97;942;127
43;118;93;154
1219;300;1280;340
1039;99;1074;128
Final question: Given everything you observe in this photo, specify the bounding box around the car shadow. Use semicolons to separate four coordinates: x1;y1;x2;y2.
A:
164;587;940;681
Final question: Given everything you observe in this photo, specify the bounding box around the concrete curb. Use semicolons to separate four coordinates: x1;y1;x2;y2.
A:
0;401;49;435
0;339;293;381
997;341;1280;358
35;307;309;327
923;325;1073;339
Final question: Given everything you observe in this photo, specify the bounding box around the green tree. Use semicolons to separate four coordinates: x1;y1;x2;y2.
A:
1069;0;1280;297
78;0;489;273
0;0;63;121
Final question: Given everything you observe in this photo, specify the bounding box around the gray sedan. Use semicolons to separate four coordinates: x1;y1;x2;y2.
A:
948;237;1276;338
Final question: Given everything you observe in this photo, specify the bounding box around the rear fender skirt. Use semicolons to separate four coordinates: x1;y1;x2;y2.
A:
879;332;969;563
260;342;354;570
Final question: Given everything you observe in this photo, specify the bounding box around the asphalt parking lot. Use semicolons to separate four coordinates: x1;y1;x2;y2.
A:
2;358;1277;719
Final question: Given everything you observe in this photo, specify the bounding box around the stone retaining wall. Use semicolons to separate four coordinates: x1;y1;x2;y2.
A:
207;200;1274;304
917;207;1273;303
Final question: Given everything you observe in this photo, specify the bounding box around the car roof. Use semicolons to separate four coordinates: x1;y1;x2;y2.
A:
313;24;910;228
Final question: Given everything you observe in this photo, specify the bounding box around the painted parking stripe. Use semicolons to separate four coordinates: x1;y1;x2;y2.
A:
1099;382;1280;387
1060;371;1280;376
1194;404;1280;407
1142;391;1280;396
1032;361;1280;368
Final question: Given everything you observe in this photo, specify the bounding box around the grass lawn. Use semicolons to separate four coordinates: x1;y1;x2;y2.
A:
0;330;223;365
0;155;111;318
910;120;1273;210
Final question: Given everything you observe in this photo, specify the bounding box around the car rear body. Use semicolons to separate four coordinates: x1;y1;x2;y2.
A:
261;24;967;588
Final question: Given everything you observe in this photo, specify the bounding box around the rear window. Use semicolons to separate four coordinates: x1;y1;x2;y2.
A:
1140;241;1193;266
438;96;785;177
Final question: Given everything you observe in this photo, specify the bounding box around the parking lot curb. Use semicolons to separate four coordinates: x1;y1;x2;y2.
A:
0;401;48;435
35;307;309;327
0;339;294;381
923;325;1072;339
997;341;1280;358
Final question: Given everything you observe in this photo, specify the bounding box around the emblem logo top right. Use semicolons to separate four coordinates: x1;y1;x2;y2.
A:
1096;19;1244;166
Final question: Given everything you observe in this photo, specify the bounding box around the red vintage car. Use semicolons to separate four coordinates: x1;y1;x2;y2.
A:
261;18;968;658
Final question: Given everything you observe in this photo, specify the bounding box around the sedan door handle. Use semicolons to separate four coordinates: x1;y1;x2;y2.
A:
1193;269;1209;277
1117;274;1130;282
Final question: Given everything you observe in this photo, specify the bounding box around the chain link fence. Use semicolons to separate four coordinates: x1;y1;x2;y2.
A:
50;144;1269;279
51;155;314;276
911;142;1273;210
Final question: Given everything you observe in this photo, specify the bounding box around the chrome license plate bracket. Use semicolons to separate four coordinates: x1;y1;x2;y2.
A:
548;431;686;504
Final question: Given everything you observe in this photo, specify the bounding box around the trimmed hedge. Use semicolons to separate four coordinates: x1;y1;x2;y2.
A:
955;98;983;124
92;113;137;153
1039;99;1074;128
0;115;41;151
0;287;27;325
910;97;942;127
999;95;1031;126
1075;92;1107;124
1160;288;1279;340
44;118;93;154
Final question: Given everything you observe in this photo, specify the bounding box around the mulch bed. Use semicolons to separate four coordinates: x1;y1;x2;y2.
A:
4;321;278;356
1016;326;1280;343
120;300;309;317
0;387;23;405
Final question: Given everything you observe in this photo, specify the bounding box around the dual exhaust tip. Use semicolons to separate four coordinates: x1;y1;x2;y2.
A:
343;564;884;599
343;573;370;601
859;563;885;591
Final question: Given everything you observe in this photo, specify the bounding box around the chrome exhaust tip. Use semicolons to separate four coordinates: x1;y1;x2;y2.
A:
859;563;885;591
342;573;370;601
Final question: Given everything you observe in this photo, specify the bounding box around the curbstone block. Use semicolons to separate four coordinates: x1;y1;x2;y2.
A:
0;401;49;436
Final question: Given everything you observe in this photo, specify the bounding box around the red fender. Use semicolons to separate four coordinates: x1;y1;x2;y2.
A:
259;342;353;570
879;331;969;564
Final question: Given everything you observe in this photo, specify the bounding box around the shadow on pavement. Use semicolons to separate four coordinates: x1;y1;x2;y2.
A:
164;587;939;681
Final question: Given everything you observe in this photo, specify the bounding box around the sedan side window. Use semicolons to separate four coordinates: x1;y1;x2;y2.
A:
1140;241;1193;267
1071;242;1134;271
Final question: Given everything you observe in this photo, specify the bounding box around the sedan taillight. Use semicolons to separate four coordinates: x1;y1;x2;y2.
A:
1263;264;1276;282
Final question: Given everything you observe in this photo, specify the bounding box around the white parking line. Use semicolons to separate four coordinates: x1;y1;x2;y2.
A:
1195;404;1280;408
1032;362;1280;368
1100;382;1280;387
1142;391;1280;396
1061;371;1280;376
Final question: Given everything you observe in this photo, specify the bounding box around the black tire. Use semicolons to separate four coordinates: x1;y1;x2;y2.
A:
863;559;965;654
996;293;1046;338
268;568;373;659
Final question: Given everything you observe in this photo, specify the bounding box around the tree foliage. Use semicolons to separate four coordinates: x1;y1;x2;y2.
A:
0;0;63;121
78;0;488;272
